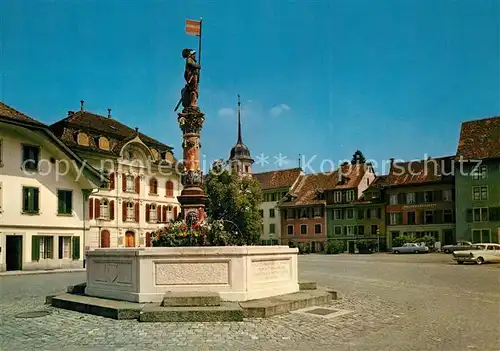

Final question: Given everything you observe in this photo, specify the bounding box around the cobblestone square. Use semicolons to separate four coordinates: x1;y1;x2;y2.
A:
1;254;498;350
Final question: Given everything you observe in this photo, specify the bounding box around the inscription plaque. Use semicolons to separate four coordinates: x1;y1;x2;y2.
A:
251;259;290;283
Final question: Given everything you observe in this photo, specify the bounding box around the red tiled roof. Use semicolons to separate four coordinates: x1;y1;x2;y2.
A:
457;116;500;160
386;156;453;187
50;111;171;149
279;172;338;207
279;163;372;207
253;168;302;190
0;101;46;126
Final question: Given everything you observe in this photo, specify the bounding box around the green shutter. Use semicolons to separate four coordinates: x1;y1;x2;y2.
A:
31;236;40;261
67;191;72;213
57;190;64;214
72;236;80;259
33;188;39;212
46;237;53;259
23;187;29;212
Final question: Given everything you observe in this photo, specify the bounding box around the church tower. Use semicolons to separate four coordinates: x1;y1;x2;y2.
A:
229;95;254;177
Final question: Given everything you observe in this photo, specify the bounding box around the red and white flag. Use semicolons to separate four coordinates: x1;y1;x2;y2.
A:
186;19;201;36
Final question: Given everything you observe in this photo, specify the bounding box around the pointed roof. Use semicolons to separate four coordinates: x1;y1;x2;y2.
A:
253;167;302;190
457;116;500;160
229;95;252;161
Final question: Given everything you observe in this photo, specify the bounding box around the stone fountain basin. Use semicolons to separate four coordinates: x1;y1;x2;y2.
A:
85;246;299;303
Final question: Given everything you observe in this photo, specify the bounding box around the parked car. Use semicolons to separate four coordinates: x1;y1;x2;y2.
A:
392;243;430;254
452;243;500;265
442;241;474;254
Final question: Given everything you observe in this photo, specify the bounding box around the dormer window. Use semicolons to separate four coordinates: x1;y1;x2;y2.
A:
346;190;355;202
76;132;89;146
98;137;110;151
124;150;133;160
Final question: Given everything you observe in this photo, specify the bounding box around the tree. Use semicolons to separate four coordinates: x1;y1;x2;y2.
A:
351;150;366;164
204;167;263;245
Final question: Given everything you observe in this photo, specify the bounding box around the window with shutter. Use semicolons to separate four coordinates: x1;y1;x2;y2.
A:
173;206;178;219
135;176;140;194
100;230;110;248
31;236;40;261
146;204;150;222
89;198;94;220
72;236;80;259
123;201;128;221
109;200;115;220
21;145;40;171
146;232;152;247
157;205;161;222
95;198;101;218
166;181;174;197
22;187;40;213
57;190;73;215
135;202;140;222
122;173;127;191
109;172;115;190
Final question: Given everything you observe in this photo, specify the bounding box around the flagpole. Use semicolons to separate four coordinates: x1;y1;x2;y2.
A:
198;17;203;82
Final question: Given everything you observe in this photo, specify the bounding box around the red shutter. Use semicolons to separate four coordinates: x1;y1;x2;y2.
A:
149;179;153;194
166;181;173;197
109;200;115;220
89;198;94;220
109;172;115;190
173;206;178;219
101;230;110;248
122;201;127;221
122;173;127;192
135;202;139;222
163;206;167;223
135;176;140;194
146;232;152;247
95;198;101;219
146;204;150;222
157;205;161;222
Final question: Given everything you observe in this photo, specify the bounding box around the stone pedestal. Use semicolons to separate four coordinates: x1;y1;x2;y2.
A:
177;107;207;221
84;246;300;303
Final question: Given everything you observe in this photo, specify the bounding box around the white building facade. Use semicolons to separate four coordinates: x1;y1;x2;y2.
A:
0;102;103;272
253;168;302;245
49;104;181;251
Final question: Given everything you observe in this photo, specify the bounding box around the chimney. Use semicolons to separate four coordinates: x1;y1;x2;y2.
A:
298;154;301;169
67;111;74;116
135;127;139;134
107;108;112;118
80;100;84;111
390;158;395;172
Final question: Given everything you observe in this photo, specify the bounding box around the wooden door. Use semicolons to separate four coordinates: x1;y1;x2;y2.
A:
125;231;135;247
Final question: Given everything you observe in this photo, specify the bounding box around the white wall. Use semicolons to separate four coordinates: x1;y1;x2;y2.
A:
0;124;95;271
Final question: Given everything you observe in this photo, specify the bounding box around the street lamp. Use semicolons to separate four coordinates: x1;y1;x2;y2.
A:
377;227;380;253
96;218;103;248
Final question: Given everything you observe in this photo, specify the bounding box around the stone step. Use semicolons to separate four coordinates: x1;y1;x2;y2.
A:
67;282;86;294
239;289;334;318
299;281;317;290
161;291;221;307
51;293;142;320
139;303;243;322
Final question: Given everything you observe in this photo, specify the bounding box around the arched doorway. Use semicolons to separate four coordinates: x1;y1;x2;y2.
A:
125;231;135;247
100;230;110;248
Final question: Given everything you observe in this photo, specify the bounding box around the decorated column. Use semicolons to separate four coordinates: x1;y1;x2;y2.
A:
175;48;207;224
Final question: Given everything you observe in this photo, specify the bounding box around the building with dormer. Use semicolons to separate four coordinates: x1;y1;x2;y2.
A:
49;101;181;250
0;102;103;272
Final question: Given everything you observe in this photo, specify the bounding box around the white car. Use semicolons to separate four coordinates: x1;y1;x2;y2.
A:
452;243;500;265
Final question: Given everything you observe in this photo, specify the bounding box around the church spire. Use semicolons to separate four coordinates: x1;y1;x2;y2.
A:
237;94;243;144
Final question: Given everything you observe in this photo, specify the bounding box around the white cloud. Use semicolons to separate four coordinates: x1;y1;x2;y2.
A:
217;107;235;118
269;104;291;117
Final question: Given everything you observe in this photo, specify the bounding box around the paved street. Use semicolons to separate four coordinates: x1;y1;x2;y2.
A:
0;253;499;351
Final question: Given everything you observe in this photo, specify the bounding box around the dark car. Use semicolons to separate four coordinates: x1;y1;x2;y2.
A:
442;241;474;254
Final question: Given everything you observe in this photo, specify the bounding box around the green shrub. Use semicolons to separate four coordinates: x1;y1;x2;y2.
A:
392;235;414;248
297;242;312;254
414;235;436;248
324;240;344;254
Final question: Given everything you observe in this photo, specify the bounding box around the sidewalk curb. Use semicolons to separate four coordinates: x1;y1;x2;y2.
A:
0;268;86;277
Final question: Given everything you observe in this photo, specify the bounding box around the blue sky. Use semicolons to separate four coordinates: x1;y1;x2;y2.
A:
1;0;499;175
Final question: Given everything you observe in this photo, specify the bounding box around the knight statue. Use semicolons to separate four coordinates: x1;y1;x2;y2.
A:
181;48;201;109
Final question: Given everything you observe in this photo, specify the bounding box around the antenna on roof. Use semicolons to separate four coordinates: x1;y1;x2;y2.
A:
80;100;84;111
107;108;112;118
